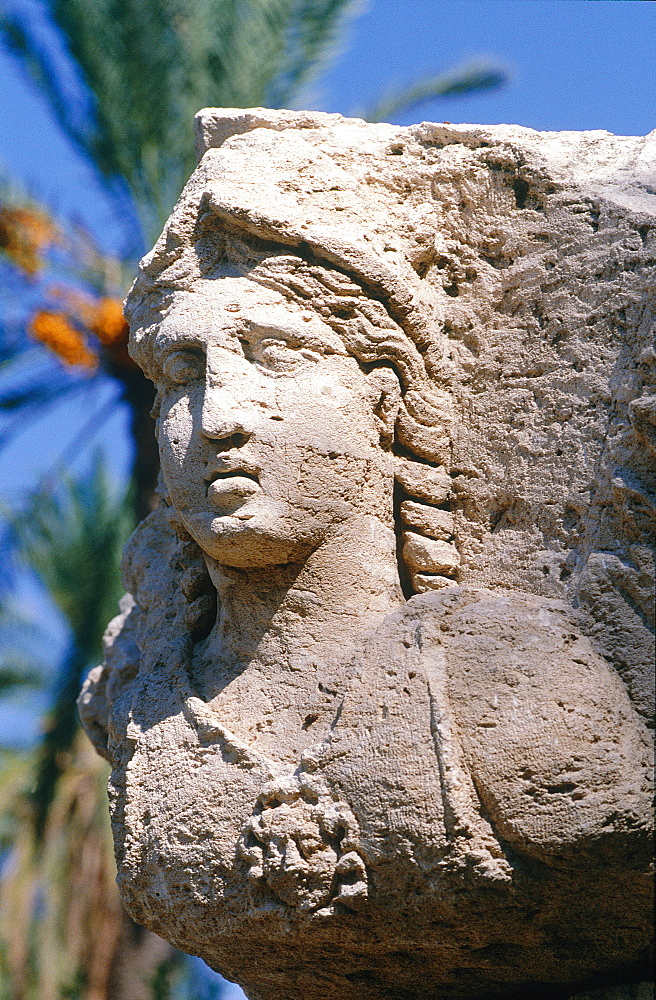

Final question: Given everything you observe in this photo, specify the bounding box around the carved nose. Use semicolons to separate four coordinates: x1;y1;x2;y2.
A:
209;431;251;452
200;392;256;445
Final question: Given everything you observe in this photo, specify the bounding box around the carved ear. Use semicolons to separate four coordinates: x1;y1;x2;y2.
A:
367;366;401;445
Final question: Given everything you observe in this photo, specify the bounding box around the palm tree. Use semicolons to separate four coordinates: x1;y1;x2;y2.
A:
0;464;136;1000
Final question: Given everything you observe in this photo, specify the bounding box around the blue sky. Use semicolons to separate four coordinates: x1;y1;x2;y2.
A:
320;0;656;135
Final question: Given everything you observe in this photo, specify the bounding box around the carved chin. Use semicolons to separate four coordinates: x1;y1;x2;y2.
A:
186;515;319;568
181;495;361;568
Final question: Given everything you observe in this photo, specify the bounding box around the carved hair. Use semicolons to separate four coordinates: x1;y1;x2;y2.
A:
125;199;459;633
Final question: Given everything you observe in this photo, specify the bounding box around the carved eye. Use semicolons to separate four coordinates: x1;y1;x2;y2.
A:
162;348;205;385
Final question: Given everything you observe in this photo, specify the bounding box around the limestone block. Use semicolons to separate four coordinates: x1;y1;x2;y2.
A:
78;108;655;1000
394;458;453;503
411;572;457;594
403;531;460;574
400;500;455;539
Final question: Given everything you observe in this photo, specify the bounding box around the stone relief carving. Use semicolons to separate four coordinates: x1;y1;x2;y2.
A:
78;109;654;1000
238;771;368;914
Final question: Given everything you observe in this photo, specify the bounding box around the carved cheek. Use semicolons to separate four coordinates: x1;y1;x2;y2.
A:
158;387;204;497
285;367;380;456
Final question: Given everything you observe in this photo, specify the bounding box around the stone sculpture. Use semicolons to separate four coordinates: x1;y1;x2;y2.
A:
79;109;655;1000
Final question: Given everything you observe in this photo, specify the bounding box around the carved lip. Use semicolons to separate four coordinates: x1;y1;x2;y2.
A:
204;463;261;488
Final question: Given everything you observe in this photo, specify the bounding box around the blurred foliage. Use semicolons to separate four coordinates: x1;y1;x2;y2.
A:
364;58;508;123
0;466;132;999
0;738;122;1000
12;463;132;837
13;461;130;651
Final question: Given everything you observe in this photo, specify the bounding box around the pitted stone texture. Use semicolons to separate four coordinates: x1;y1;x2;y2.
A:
79;110;654;1000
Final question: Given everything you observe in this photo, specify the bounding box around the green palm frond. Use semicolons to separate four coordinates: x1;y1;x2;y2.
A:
266;0;361;107
362;59;509;123
0;604;55;692
4;458;133;838
14;457;131;656
0;656;45;692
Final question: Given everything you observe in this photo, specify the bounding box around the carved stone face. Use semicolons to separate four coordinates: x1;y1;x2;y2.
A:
152;277;397;567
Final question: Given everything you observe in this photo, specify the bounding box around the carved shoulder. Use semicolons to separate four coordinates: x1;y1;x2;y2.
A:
408;588;654;866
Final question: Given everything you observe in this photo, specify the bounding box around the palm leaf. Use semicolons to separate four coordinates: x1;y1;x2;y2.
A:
5;458;132;837
15;458;131;653
0;736;123;1000
363;59;509;123
267;0;360;106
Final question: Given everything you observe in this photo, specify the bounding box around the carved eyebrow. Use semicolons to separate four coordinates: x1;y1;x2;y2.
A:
242;319;346;353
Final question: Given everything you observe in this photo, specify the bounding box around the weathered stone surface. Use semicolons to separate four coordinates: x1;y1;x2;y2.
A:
78;109;654;1000
402;531;460;574
400;500;455;540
